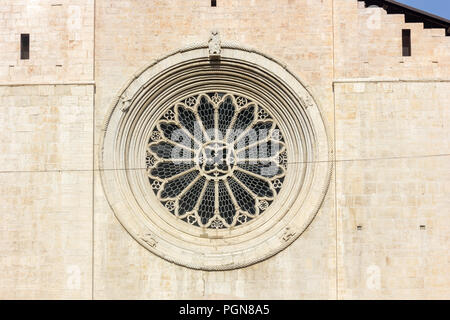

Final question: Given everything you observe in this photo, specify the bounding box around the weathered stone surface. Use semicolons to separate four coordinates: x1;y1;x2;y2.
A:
0;0;448;299
0;0;94;83
335;82;450;160
0;85;93;172
0;171;92;299
337;156;450;299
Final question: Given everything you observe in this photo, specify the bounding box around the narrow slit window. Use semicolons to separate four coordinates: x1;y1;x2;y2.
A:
20;34;29;60
402;29;411;57
211;0;217;7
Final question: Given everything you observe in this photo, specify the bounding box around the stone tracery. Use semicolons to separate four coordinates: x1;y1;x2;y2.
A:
146;92;286;229
100;44;332;270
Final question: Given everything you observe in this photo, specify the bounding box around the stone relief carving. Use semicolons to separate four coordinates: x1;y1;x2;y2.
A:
208;30;221;59
140;233;157;248
282;227;297;242
119;92;133;112
301;96;314;110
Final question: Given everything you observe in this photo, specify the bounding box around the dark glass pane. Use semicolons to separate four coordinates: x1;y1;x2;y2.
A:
402;29;411;57
20;34;29;60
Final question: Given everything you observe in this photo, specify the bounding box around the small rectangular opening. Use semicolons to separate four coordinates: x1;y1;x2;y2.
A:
402;29;411;57
20;34;29;60
211;0;217;7
420;225;426;230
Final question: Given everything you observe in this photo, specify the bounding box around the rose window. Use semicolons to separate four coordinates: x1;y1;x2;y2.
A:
100;45;331;270
146;92;287;229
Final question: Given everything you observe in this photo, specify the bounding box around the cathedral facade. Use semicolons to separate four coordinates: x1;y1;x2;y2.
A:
0;0;449;299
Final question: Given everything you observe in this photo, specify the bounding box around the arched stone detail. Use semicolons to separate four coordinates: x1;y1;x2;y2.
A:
99;45;333;270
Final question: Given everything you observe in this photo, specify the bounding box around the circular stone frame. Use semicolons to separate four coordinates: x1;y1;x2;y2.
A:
99;44;333;270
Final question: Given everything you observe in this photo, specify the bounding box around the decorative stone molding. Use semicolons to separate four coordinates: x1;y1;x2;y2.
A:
99;44;332;270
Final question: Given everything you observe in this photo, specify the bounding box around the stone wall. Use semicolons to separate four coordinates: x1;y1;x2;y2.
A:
334;1;450;79
0;0;448;299
0;0;94;83
335;81;450;299
0;84;93;299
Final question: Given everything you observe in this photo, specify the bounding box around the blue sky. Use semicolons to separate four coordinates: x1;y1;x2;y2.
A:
396;0;450;19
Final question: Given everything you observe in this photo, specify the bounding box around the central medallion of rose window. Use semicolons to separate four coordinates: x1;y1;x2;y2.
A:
199;141;235;178
146;92;287;229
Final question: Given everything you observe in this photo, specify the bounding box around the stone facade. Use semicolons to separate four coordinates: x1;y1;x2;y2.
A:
0;0;448;299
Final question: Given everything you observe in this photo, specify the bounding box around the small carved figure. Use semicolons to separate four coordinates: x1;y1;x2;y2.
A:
301;96;314;110
282;227;296;242
141;233;157;248
119;92;133;112
208;30;221;60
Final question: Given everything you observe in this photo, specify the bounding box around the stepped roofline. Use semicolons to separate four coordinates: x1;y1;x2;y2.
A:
361;0;450;36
